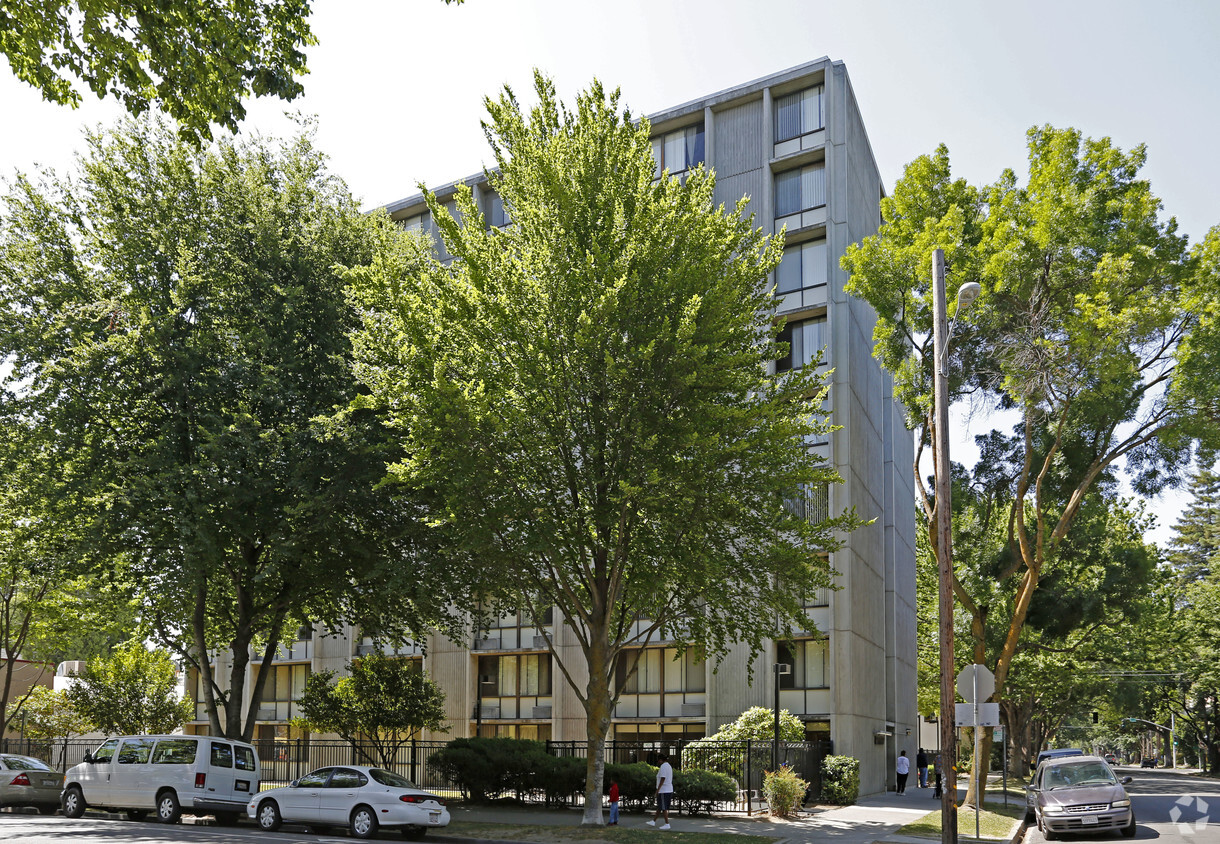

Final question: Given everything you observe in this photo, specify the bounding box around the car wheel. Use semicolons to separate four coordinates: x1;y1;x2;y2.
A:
62;786;86;819
350;804;379;839
402;826;428;840
1121;813;1137;838
214;811;240;826
156;790;181;824
126;810;148;821
257;799;283;832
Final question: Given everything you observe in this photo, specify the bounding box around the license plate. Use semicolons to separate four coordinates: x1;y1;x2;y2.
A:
1081;816;1098;825
428;812;441;824
42;779;59;787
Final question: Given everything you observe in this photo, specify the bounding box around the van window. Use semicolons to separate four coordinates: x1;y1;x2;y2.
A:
210;742;233;768
235;746;257;772
151;739;199;764
93;739;119;764
117;738;154;764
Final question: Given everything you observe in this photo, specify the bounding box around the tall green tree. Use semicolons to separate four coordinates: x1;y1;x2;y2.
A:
1166;466;1220;584
0;1;464;142
10;685;94;769
64;641;192;735
844;126;1220;804
348;72;858;825
0;117;467;740
295;651;447;769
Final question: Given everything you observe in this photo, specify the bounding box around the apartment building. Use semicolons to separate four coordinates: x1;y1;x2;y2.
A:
186;57;917;796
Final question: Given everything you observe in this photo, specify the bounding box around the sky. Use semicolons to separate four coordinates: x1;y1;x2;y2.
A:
2;0;1216;545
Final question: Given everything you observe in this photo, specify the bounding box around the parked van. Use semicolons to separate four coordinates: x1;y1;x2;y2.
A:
62;735;260;824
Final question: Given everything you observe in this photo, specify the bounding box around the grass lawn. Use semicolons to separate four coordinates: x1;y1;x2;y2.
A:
443;820;778;844
895;801;1026;841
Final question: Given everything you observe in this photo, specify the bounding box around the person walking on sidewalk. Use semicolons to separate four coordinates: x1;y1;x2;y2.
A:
647;753;674;829
608;780;620;826
916;748;929;788
896;750;910;794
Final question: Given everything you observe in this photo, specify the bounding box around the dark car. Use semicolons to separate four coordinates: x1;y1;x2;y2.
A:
1026;755;1135;840
1140;756;1158;768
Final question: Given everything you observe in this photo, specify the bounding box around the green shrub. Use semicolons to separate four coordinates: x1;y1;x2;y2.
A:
427;737;553;801
821;755;860;805
605;762;657;809
675;768;738;814
763;766;808;817
536;754;586;806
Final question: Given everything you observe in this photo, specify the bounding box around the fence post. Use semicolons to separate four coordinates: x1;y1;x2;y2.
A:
745;740;752;814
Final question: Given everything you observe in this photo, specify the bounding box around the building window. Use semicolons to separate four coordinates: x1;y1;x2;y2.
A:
260;663;309;721
777;639;829;689
776;239;827;295
483;190;510;228
478;653;552;697
775;86;825;143
775;163;826;218
616;647;705;695
786;481;829;526
776;316;827;373
652;124;705;178
401;212;427;234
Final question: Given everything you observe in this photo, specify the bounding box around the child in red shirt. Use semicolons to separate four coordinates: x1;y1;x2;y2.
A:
608;781;620;825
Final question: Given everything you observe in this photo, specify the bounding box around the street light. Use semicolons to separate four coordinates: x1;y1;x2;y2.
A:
932;250;981;844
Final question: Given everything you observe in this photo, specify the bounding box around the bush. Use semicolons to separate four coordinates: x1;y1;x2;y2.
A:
535;754;586;806
763;765;808;817
675;768;738;814
427;737;554;801
821;755;860;805
605;762;657;809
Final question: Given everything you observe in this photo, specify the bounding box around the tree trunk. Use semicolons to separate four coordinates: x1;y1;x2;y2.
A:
963;726;994;808
580;638;614;826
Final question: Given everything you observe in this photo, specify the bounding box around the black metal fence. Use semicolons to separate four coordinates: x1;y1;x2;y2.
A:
1;736;832;815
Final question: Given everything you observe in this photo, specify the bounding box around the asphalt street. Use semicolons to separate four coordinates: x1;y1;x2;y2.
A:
1022;767;1218;844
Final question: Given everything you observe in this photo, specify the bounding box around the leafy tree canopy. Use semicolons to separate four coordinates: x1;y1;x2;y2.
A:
0;1;463;142
10;684;93;743
64;640;192;735
295;651;447;769
0;116;468;740
348;71;859;824
694;706;805;744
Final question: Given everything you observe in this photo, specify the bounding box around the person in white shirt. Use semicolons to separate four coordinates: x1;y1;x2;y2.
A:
896;750;911;794
646;752;674;829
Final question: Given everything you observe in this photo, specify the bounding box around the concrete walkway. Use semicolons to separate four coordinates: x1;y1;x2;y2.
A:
440;785;976;844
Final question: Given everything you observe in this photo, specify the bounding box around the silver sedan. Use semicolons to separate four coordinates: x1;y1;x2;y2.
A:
0;753;63;814
248;765;450;839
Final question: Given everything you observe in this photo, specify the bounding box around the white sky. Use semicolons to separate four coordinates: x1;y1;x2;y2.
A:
2;0;1215;545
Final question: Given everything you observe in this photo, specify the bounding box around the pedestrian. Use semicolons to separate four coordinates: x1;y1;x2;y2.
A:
932;754;943;799
647;752;674;829
896;750;910;794
916;747;929;788
608;780;620;826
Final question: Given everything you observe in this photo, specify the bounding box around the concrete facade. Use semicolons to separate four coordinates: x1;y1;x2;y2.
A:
187;58;916;796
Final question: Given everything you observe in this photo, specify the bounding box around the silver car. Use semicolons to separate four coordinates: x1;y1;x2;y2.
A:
0;753;63;814
1026;755;1136;840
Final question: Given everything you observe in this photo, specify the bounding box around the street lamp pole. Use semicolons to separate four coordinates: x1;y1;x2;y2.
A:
932;249;957;844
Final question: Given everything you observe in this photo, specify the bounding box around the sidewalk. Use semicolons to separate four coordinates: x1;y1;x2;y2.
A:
439;784;978;844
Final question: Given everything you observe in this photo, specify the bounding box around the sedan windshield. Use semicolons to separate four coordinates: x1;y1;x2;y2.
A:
1047;762;1117;788
1;755;52;771
369;768;416;788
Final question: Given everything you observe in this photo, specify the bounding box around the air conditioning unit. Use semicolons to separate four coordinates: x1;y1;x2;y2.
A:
473;637;501;650
531;705;553;719
356;643;376;656
56;660;87;677
681;703;706;717
477;705;500;719
256;708;277;721
532;635;549;649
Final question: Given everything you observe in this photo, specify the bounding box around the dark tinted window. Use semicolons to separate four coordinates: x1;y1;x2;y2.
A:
211;742;233;768
369;768;415;788
1;755;51;771
297;768;333;788
328;768;367;788
92;739;118;764
117;739;154;764
151;739;198;764
235;745;257;771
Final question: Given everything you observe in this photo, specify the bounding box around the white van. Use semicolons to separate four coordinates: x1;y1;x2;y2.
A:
62;735;260;824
